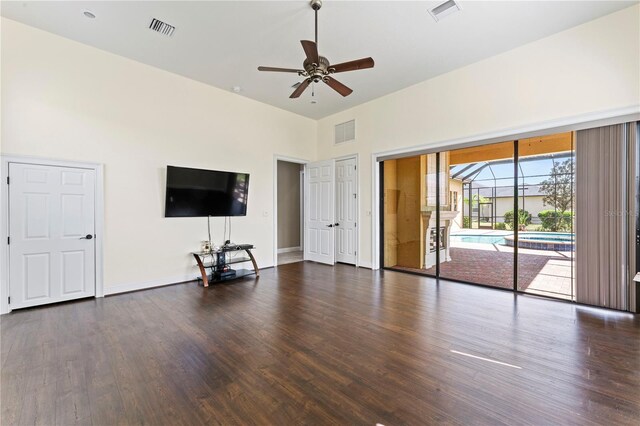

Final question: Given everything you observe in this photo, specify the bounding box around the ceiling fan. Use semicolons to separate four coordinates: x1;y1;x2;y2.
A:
258;0;374;99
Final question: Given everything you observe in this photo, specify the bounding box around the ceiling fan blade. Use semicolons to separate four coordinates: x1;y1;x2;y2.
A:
290;79;311;98
258;66;303;73
300;40;319;65
324;77;353;97
329;57;375;73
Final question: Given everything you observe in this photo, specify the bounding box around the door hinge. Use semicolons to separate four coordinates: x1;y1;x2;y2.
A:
354;165;357;170
7;296;10;305
6;176;9;185
7;237;9;245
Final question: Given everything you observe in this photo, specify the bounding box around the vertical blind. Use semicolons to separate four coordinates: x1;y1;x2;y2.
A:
576;123;637;310
629;123;638;313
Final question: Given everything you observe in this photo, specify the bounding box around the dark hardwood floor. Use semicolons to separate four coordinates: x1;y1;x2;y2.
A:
2;262;639;425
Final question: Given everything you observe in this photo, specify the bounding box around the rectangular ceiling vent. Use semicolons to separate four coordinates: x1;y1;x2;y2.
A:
335;120;356;145
428;0;462;22
149;18;176;37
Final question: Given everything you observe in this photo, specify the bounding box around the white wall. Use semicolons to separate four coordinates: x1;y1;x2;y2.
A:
2;3;639;297
1;18;317;296
315;5;640;268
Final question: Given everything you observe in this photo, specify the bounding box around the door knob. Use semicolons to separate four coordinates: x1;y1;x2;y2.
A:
326;224;334;228
334;223;340;227
80;234;93;240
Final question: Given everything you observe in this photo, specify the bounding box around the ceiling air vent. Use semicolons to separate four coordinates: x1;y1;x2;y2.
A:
335;120;356;145
428;0;462;22
149;18;175;37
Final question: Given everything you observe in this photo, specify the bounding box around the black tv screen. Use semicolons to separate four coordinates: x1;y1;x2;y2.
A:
165;166;249;217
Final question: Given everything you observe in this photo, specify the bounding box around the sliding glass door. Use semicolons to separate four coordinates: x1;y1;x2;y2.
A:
381;132;577;301
436;142;515;289
516;134;575;300
382;154;437;274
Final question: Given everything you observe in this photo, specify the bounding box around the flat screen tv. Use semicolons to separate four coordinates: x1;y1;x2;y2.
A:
165;166;250;217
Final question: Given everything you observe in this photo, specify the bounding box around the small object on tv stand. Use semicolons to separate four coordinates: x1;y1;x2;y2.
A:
216;269;236;280
216;252;226;268
224;242;238;250
192;244;258;287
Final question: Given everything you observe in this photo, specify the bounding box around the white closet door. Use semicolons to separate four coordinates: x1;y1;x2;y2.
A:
9;163;96;309
304;160;335;265
335;158;357;265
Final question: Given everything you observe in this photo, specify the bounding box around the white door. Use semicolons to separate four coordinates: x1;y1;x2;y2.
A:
9;163;96;309
304;159;335;265
335;158;357;265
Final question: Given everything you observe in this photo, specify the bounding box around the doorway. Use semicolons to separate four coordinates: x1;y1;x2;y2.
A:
1;157;104;313
276;160;304;265
302;157;359;266
478;202;494;229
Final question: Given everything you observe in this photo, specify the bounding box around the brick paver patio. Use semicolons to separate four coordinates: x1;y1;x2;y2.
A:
393;243;573;300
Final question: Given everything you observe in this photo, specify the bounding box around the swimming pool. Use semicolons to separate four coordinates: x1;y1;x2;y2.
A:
451;232;574;251
505;232;574;251
451;235;508;245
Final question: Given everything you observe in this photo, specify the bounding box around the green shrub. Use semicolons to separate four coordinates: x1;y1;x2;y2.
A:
494;222;507;230
504;209;531;231
538;210;573;232
462;216;471;228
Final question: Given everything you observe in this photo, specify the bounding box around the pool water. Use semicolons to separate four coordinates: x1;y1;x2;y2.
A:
451;232;574;246
451;235;507;245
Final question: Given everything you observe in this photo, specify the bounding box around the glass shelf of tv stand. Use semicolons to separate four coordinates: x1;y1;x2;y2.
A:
193;247;255;266
198;256;254;268
192;245;255;256
191;245;258;287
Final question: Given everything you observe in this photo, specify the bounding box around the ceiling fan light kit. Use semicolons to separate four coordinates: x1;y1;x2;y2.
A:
258;0;374;99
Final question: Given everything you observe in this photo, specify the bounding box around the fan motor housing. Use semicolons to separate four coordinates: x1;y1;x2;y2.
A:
304;56;330;82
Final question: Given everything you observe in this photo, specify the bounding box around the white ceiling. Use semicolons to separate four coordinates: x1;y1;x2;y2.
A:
2;1;636;119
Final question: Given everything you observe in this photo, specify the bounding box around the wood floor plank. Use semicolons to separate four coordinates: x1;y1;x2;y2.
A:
1;262;639;425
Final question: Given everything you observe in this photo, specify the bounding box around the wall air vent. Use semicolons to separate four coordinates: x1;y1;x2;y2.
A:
335;120;356;145
149;18;176;37
428;0;462;22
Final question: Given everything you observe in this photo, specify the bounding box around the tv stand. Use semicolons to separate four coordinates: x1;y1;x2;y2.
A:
192;245;259;287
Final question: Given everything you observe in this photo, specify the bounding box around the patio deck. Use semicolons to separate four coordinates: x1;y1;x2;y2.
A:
393;230;574;300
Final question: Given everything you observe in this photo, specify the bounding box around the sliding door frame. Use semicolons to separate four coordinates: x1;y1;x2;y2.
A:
378;138;575;300
634;122;640;312
513;140;519;292
435;153;441;277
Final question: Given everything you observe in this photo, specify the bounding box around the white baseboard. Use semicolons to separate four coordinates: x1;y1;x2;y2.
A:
358;260;373;269
104;274;195;296
103;262;275;296
277;246;302;254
